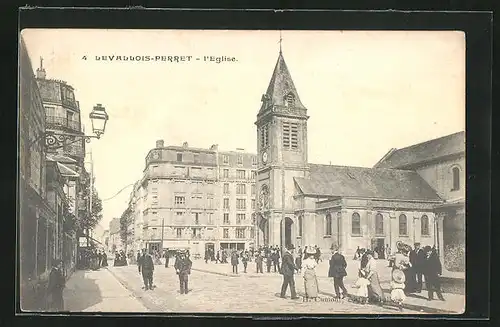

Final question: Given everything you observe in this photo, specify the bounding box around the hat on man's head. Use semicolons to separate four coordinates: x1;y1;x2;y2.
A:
423;245;432;253
286;244;295;251
414;242;421;247
392;268;406;284
330;244;338;251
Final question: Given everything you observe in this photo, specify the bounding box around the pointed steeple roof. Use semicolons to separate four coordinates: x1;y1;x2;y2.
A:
259;51;306;113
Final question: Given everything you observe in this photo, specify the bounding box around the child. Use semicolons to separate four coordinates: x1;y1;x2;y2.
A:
390;268;406;311
350;269;370;304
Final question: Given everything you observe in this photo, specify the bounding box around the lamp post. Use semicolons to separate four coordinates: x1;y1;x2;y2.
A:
33;104;109;151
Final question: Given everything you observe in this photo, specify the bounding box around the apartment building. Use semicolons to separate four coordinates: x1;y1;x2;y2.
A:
133;140;257;257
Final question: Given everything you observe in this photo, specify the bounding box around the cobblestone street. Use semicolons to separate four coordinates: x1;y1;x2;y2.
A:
106;264;420;314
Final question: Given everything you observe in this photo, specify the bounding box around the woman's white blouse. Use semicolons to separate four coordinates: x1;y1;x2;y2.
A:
302;258;316;276
365;257;377;273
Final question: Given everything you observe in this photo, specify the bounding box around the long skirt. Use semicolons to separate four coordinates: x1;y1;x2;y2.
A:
367;271;385;302
303;268;319;298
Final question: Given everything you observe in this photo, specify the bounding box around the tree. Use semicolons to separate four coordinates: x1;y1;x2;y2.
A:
119;206;134;253
78;183;103;232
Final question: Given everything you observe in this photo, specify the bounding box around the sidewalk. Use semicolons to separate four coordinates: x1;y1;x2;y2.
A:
63;268;148;312
190;259;465;314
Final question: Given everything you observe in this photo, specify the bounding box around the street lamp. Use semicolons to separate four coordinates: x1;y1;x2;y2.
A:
36;104;109;151
89;104;109;138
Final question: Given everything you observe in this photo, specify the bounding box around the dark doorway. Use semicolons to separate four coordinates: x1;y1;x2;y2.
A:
280;217;294;249
371;238;385;259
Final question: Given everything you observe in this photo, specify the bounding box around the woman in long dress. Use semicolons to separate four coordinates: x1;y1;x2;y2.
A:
302;250;319;299
394;245;412;294
362;250;385;304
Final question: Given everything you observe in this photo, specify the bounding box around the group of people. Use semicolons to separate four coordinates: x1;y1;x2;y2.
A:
136;248;193;294
113;250;128;267
392;242;445;303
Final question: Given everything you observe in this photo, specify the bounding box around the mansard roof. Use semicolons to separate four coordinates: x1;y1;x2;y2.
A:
294;164;442;202
374;131;465;169
259;51;306;113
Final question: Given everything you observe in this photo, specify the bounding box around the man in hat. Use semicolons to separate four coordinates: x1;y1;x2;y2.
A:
328;245;348;299
422;245;445;301
46;259;65;311
255;250;264;273
415;243;427;293
175;250;193;294
409;243;422;293
138;248;154;290
280;244;299;299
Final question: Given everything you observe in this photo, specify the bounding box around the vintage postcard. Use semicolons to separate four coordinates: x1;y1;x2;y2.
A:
19;29;465;314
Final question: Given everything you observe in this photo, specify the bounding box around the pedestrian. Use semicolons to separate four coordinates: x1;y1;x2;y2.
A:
314;246;321;263
255;251;264;273
280;244;299;300
422;246;445;301
46;259;65;311
351;270;370;304
272;249;280;273
231;250;239;274
302;247;319;300
101;251;108;267
390;268;406;311
241;251;249;273
216;250;220;264
295;246;303;273
266;251;272;273
138;248;154;290
362;250;385;304
415;243;427;293
164;249;170;268
328;245;348;299
175;250;193;294
408;243;421;293
354;246;360;260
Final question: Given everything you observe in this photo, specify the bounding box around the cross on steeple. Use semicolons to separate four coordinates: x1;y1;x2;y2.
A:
278;31;283;54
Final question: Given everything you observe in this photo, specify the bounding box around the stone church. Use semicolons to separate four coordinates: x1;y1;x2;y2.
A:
254;49;465;269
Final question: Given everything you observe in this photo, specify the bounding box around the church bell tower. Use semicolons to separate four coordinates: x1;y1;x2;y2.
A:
255;46;310;248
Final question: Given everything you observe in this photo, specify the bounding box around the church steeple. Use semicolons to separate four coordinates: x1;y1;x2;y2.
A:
259;50;306;114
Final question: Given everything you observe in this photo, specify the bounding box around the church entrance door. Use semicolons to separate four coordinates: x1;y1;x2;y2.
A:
280;217;294;249
371;238;385;259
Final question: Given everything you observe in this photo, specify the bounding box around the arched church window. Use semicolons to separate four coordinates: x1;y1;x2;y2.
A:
285;93;295;107
325;214;332;236
399;214;408;236
298;215;303;237
451;166;460;191
351;212;361;235
421;215;430;236
375;213;384;235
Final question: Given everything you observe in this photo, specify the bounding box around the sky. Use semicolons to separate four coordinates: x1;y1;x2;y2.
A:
21;29;465;232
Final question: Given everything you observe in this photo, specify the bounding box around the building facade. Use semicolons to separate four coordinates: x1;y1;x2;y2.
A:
374;131;465;270
108;217;122;253
128;140;257;257
254;49;465;268
35;60;92;268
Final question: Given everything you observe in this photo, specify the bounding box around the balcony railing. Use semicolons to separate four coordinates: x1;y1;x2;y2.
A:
46;115;81;132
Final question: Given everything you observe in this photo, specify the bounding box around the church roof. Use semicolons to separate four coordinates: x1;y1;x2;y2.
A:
260;51;306;112
294;164;442;202
374;131;465;169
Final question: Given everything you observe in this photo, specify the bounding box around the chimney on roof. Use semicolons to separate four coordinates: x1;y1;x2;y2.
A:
183;142;189;148
36;57;46;79
156;139;164;148
210;144;218;151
